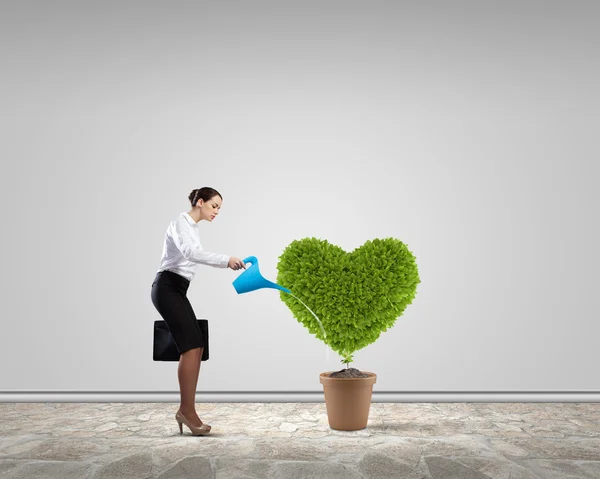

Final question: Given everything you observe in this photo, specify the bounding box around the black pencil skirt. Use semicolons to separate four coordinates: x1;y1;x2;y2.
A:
151;270;205;354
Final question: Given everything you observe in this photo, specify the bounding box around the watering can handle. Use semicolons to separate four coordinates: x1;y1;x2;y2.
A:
242;256;258;267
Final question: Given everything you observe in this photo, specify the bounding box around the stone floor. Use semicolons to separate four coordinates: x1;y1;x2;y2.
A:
0;402;599;478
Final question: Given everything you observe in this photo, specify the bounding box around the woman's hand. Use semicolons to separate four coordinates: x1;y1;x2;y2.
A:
228;257;246;271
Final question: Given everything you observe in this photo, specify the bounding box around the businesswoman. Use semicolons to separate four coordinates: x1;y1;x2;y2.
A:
151;187;245;436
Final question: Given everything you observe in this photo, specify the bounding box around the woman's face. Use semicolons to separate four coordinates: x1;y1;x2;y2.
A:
198;195;222;222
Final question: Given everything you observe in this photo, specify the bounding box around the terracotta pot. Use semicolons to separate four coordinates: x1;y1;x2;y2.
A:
319;371;377;431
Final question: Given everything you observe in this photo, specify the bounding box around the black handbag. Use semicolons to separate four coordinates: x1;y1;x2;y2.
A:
153;319;209;361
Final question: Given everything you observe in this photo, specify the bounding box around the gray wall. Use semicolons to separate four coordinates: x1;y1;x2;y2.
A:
1;1;598;396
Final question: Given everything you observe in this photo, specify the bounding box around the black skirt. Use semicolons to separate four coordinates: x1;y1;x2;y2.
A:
151;270;205;354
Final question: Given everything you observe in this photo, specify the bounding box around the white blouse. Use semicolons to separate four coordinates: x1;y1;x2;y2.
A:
157;212;230;281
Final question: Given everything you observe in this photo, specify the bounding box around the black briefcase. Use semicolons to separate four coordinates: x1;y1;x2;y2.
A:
153;319;209;361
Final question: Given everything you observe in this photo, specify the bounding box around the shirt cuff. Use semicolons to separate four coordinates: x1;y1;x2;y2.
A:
221;255;231;268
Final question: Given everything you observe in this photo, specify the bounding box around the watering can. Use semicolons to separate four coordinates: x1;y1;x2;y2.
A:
232;256;291;294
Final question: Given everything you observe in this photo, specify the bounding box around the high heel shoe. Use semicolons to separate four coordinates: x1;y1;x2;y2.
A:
175;410;211;436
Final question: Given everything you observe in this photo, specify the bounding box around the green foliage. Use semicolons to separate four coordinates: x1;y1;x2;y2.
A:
277;237;420;364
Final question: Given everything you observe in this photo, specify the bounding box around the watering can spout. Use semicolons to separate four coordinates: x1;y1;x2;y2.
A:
232;256;291;294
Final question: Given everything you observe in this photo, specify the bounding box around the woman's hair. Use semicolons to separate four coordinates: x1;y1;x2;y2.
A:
189;187;222;207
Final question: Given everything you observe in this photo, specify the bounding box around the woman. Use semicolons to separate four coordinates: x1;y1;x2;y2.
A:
151;187;245;436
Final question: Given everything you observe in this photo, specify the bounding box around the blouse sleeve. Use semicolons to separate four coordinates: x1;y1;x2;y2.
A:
171;217;230;268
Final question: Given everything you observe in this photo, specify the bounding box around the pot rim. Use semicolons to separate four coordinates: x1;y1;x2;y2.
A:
320;371;377;379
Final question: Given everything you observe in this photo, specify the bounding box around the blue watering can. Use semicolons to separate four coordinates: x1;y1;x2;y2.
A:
232;256;291;294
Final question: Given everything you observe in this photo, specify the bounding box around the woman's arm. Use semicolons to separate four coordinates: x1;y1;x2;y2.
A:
171;217;230;268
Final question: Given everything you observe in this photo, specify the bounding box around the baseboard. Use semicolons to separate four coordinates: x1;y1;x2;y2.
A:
1;391;600;402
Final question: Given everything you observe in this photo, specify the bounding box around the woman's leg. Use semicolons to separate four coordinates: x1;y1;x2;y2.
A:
177;294;209;426
178;347;204;426
151;276;208;427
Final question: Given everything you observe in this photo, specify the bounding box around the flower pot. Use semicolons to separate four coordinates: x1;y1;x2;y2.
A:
319;371;377;431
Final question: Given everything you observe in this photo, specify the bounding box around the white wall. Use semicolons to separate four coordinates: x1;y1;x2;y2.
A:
1;1;598;396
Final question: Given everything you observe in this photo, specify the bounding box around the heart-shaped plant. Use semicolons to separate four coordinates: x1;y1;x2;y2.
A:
277;237;420;366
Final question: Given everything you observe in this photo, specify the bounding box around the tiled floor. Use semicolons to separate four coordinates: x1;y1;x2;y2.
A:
1;402;599;478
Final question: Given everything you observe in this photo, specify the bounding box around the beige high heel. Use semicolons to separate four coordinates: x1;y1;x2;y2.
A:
175;410;211;436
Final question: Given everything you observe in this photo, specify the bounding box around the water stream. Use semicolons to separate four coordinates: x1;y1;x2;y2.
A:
286;292;330;361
